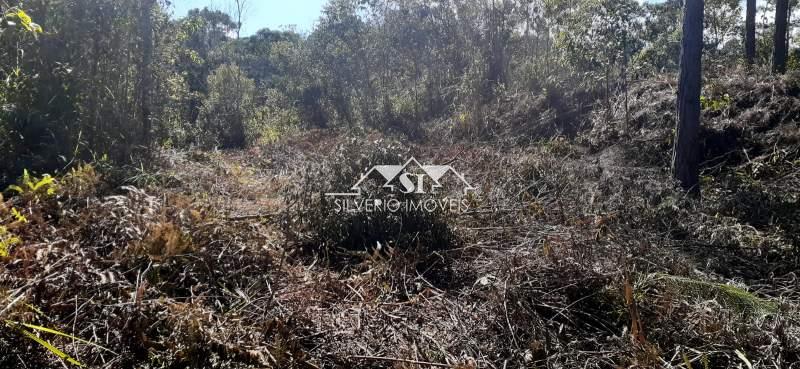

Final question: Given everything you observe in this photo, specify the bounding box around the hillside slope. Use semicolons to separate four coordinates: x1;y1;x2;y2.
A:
1;74;799;368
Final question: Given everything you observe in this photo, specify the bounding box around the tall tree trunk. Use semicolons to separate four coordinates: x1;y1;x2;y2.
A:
745;0;756;65
622;20;630;130
234;0;247;39
673;0;704;194
773;0;789;73
138;0;156;150
789;6;793;59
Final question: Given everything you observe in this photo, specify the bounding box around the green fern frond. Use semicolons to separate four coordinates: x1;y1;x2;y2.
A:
7;185;24;194
10;207;27;223
0;226;20;257
30;174;54;191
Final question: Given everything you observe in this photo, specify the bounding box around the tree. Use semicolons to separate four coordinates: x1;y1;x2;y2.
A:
200;64;255;148
673;0;704;194
554;0;643;120
745;0;756;65
703;0;741;63
138;0;157;150
176;8;236;125
773;0;789;73
0;4;42;184
636;0;683;73
0;0;175;176
231;0;248;39
225;28;301;86
303;0;368;128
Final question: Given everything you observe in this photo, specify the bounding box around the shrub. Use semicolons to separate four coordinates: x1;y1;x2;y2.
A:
199;64;255;148
59;163;102;199
282;137;460;264
6;169;57;199
245;89;300;146
132;221;193;262
783;69;800;96
0;199;22;257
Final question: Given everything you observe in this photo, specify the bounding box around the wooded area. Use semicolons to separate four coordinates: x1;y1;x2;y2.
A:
1;0;799;368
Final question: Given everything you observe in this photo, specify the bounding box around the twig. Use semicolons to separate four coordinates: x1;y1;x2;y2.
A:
503;278;520;350
442;149;466;166
349;355;452;368
0;294;25;318
225;212;277;221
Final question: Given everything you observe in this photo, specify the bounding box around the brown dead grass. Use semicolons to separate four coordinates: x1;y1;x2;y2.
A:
2;73;800;368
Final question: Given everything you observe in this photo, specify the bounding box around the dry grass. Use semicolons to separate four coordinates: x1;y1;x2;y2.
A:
1;73;800;368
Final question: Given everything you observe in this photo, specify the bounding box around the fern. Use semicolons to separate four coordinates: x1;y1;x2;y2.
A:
0;226;20;257
700;93;732;111
2;7;42;33
10;207;27;223
7;169;58;197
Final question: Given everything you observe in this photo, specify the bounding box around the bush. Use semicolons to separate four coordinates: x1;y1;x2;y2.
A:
245;89;300;146
449;84;594;144
199;64;255;148
282;137;460;264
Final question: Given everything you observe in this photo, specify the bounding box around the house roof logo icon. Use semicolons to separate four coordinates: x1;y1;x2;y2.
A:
326;157;475;196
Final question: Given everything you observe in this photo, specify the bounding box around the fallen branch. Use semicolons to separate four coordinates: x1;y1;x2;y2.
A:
224;212;278;221
348;355;452;368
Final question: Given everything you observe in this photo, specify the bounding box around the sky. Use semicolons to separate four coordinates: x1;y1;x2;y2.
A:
169;0;328;36
170;0;755;38
170;0;665;37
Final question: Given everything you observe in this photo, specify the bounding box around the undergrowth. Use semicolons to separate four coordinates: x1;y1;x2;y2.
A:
1;72;800;368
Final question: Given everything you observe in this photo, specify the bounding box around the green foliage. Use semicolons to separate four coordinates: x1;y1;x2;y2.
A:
199;63;255;148
704;0;742;50
7;169;56;197
0;193;24;257
0;225;20;257
0;4;44;185
633;0;682;73
0;167;62;257
0;0;756;183
700;93;732;111
645;273;780;316
245;89;300;145
788;50;800;71
0;0;170;183
554;0;643;81
5;320;83;366
0;0;754;178
2;7;42;33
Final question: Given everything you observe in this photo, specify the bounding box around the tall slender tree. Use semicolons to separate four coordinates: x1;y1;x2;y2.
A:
773;0;789;73
232;0;248;39
673;0;704;194
745;0;756;65
138;0;157;150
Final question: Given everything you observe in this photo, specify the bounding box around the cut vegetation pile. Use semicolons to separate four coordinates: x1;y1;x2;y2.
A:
1;73;800;368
